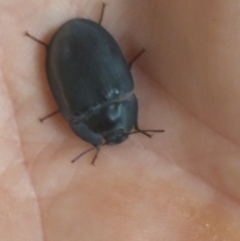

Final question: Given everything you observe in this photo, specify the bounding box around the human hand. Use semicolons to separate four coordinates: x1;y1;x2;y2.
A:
1;0;240;240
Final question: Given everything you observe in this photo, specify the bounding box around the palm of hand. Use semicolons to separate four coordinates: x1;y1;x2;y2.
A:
1;1;240;240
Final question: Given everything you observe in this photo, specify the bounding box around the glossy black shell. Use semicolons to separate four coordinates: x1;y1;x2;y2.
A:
46;19;138;146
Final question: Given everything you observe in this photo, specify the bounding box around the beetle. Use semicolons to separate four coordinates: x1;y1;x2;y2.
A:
26;3;164;165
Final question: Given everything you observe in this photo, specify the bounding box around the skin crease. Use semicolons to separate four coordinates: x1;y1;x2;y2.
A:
1;0;240;240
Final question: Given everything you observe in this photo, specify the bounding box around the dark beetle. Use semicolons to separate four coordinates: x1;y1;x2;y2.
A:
26;4;164;164
48;18;137;146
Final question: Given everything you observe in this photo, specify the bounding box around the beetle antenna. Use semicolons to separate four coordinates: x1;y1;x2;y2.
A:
71;143;105;164
71;146;96;163
25;32;48;47
91;148;100;165
128;129;164;138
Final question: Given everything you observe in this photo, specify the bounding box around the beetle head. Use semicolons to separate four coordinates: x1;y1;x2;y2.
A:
104;129;128;145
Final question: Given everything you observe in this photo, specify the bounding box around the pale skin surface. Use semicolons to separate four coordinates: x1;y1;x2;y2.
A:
1;0;240;240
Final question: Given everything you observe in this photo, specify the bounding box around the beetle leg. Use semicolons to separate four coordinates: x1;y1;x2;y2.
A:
25;32;48;47
128;49;145;69
98;3;107;25
39;109;60;123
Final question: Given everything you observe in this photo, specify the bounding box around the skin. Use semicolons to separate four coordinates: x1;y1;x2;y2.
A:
1;0;240;240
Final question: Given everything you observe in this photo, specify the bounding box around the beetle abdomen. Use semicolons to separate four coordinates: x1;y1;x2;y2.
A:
46;19;134;121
